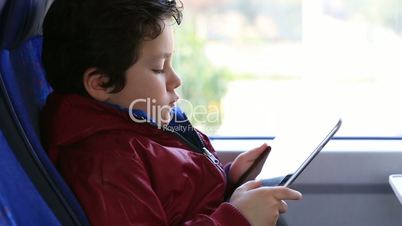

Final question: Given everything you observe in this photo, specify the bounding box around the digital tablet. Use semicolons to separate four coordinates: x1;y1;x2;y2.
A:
237;117;342;187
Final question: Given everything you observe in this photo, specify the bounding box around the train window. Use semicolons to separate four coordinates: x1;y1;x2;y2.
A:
173;0;402;144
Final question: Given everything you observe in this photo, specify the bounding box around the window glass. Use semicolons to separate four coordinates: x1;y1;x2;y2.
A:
174;0;402;137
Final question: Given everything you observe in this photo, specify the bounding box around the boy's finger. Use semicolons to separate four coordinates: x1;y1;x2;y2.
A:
278;200;288;213
238;180;262;191
245;143;271;160
269;187;303;200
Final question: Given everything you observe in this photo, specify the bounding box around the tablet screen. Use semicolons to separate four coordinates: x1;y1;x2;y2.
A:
255;116;342;187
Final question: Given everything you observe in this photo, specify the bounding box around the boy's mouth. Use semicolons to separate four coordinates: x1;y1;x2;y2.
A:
169;100;176;107
169;96;179;107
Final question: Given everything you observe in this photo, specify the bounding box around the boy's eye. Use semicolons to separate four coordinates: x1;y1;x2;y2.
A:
152;69;164;74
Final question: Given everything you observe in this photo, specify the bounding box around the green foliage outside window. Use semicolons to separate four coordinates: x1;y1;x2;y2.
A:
173;21;232;134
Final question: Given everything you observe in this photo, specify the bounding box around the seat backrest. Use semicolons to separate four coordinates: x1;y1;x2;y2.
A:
0;129;61;226
0;0;90;225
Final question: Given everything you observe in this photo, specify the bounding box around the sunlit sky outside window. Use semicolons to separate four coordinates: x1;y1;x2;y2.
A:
175;0;402;137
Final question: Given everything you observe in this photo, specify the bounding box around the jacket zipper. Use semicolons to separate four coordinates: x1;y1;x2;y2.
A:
162;126;225;174
131;115;225;174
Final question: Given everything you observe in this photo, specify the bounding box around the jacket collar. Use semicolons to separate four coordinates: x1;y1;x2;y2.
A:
41;92;202;149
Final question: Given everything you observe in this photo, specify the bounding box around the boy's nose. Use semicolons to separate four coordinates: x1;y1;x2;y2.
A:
167;69;181;91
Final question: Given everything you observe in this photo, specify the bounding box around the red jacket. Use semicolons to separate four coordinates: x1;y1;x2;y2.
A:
41;93;250;226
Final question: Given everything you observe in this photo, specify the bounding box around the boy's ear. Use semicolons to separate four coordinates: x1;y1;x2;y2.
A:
83;68;112;102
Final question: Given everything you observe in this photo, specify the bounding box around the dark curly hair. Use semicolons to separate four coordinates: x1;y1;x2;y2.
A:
42;0;182;95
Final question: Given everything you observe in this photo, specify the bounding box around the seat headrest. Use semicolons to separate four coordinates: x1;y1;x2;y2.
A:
0;0;54;50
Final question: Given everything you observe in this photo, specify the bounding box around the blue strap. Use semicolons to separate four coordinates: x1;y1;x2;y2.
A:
167;107;204;149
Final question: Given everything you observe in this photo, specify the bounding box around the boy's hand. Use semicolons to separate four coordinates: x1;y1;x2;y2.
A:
230;181;302;226
229;143;270;184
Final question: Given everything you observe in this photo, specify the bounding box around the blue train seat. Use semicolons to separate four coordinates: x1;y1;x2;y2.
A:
0;0;90;225
0;130;60;226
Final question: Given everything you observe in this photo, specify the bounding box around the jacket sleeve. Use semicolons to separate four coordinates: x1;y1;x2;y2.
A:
184;203;250;226
224;162;237;200
59;136;250;226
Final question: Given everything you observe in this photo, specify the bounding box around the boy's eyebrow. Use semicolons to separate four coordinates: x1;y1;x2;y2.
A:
150;52;172;60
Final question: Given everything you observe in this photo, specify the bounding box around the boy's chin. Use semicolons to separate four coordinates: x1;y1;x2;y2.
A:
157;113;172;126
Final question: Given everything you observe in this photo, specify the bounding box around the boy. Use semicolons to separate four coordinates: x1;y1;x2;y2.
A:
40;0;302;225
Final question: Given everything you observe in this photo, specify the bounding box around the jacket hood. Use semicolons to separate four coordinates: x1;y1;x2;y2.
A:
40;93;158;161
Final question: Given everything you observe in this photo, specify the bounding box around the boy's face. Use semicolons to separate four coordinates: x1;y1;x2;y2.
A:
107;21;181;125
